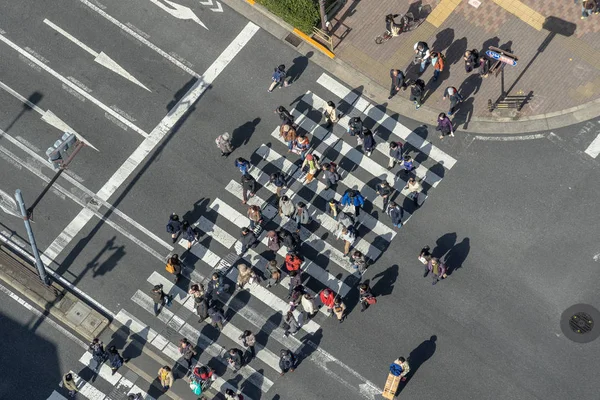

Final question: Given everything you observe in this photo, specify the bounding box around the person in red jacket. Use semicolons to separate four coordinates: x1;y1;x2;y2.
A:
319;288;336;315
284;252;302;273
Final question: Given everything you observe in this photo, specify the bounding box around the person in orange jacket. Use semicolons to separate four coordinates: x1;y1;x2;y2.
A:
431;51;445;82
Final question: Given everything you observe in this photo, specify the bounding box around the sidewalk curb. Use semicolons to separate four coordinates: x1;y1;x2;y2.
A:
226;0;600;134
0;245;109;342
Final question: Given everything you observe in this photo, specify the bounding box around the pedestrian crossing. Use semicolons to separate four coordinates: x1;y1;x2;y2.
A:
46;76;457;400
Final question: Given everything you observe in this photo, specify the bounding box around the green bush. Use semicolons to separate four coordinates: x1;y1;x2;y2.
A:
256;0;321;34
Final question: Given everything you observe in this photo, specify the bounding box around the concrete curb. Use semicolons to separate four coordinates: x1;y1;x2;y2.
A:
0;245;109;342
227;0;599;134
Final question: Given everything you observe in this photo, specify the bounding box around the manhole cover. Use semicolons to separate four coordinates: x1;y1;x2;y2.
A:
560;304;600;343
284;32;302;47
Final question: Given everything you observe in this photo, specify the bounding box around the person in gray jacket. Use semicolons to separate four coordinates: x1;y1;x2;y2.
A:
388;141;404;168
283;311;301;337
321;163;341;189
386;202;403;229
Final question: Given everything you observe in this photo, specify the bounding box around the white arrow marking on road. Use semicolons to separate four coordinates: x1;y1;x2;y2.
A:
148;0;208;29
43;19;151;92
0;80;98;151
0;189;21;218
584;126;600;159
358;382;381;400
198;0;223;12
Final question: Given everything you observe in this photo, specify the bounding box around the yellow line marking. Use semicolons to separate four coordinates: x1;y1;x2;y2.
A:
492;0;545;30
426;0;461;28
293;28;335;59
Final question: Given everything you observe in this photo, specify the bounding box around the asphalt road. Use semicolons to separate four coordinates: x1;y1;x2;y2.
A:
0;1;599;400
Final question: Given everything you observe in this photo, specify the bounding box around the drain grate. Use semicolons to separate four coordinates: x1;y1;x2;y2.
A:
569;312;594;334
284;32;302;47
561;304;600;343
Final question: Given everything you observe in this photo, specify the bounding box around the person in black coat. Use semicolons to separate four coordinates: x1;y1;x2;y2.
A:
239;227;257;255
386;202;403;229
361;129;376;156
410;79;425;109
166;213;182;243
241;174;256;204
279;349;297;375
108;346;128;375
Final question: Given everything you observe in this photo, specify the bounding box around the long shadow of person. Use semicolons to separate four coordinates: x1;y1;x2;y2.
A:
445;37;468;66
397;335;438;395
371;264;399;296
445;237;470;275
432;233;457;259
287;52;313;84
452;97;474;130
231;117;261;148
432;28;454;52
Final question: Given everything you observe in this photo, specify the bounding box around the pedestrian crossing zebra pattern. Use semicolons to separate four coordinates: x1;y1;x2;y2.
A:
47;76;456;400
48;350;155;400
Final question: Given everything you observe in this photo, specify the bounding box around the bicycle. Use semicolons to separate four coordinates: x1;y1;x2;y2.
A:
374;11;424;44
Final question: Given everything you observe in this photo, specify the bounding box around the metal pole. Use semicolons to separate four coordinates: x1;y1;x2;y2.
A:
27;141;85;220
15;189;50;285
319;0;328;31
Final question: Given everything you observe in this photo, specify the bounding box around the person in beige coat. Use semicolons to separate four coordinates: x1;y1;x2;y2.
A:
158;366;174;391
301;293;317;318
279;195;295;218
333;297;346;323
237;263;253;290
324;100;339;128
62;373;78;397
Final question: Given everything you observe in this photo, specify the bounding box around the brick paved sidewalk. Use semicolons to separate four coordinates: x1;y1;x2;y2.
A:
329;0;600;124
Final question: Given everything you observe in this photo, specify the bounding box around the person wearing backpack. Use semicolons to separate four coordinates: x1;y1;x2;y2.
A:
238;330;257;362
436;112;454;139
464;50;479;73
443;86;463;116
301;154;320;183
264;260;281;288
181;220;198;250
269;172;287;197
268;64;289;92
386;201;403;229
275;105;294;124
359;282;376;312
278;349;297;375
347;116;363;137
376;180;393;210
388;69;407;99
241;173;256;204
239;227;257;255
151;284;172;316
89;338;107;372
337;226;357;257
340;189;365;217
361;128;376;156
410;79;426;110
413;41;431;73
431;51;445;82
322;163;341;190
215;132;233;157
178;338;197;370
351;251;368;274
280;122;297;151
166;213;182;244
165;254;182;283
388;141;404;168
294;202;310;232
278;195;295;218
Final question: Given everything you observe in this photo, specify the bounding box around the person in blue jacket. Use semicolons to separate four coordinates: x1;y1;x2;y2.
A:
340;189;365;217
234;157;251;175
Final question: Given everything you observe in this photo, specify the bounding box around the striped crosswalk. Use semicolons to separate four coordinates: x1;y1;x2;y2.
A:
47;77;457;400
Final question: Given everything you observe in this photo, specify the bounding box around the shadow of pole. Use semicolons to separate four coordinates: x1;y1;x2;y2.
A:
498;17;576;100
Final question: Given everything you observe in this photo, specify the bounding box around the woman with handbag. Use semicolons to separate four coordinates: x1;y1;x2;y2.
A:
359;283;377;312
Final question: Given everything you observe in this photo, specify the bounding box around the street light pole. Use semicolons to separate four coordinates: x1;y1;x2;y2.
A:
15;189;50;285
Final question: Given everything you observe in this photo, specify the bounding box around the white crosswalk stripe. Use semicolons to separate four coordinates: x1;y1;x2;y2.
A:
316;73;458;169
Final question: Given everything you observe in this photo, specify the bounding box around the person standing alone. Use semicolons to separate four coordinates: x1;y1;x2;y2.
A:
268;64;289;92
388;69;407;99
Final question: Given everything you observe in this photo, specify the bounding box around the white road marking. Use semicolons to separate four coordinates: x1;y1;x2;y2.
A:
199;0;224;12
47;391;68;400
78;0;200;78
79;351;123;386
472;133;547;141
64;370;107;400
43;19;151;92
0;282;88;349
584;132;600;158
148;0;208;29
0;33;150;137
0;188;20;218
316;73;457;169
0;80;98;150
41;22;258;265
